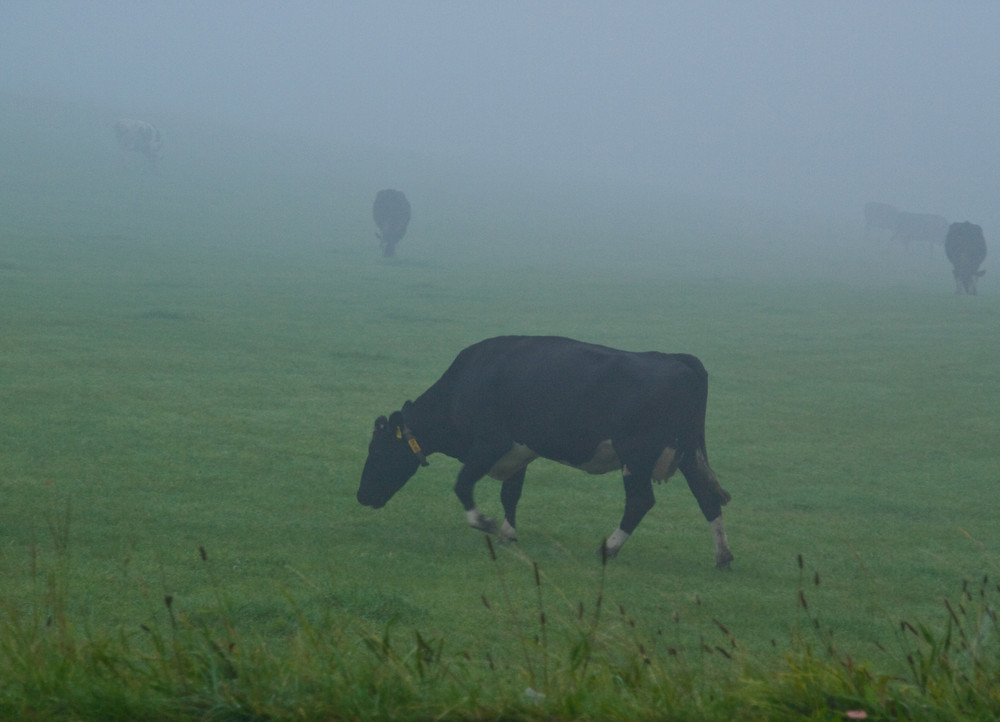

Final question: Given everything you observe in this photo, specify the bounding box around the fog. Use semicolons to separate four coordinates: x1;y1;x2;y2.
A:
3;1;998;253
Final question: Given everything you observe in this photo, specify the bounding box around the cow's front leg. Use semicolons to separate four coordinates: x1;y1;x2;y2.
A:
602;463;656;558
465;508;499;535
497;468;525;543
454;450;506;536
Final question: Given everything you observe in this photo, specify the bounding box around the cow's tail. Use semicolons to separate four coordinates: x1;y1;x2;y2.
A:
675;354;731;514
671;354;709;451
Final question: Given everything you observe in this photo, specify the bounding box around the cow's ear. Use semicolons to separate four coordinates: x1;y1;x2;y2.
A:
374;415;389;432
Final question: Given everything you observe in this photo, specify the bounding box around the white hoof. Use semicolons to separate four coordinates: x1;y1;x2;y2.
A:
601;528;630;559
710;517;733;569
499;519;518;542
466;508;498;535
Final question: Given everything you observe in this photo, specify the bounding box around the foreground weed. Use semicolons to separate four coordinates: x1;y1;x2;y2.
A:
750;554;1000;721
2;531;1000;720
896;575;1000;714
478;534;743;720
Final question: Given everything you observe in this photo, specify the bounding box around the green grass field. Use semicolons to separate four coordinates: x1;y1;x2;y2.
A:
2;94;998;719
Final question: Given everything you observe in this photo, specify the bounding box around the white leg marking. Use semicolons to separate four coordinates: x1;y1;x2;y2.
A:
466;508;498;534
500;519;518;542
603;527;631;558
710;515;734;568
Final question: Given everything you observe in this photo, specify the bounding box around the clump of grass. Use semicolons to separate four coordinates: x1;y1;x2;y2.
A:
477;534;745;720
744;554;1000;720
895;574;1000;714
1;534;998;720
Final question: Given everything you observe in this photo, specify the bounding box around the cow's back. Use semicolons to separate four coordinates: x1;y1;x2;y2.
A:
373;190;410;228
428;336;708;463
945;222;986;266
864;202;897;232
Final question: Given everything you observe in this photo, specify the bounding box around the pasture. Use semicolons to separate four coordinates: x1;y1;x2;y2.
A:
1;94;998;719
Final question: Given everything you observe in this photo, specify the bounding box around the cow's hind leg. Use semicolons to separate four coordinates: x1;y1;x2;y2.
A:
680;448;733;568
497;468;525;542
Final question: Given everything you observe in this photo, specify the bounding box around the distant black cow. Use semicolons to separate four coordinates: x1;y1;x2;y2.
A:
892;212;949;251
372;189;411;257
863;202;898;240
945;222;987;295
357;336;734;568
114;118;161;167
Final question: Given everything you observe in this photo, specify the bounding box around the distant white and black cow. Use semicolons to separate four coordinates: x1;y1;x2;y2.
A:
945;222;987;295
357;336;734;568
892;212;949;251
863;202;898;240
372;189;411;257
114;118;161;167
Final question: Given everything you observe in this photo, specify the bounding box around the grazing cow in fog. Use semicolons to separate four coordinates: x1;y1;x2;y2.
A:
357;335;734;568
114;119;161;167
372;189;411;257
945;222;987;295
864;202;898;240
892;212;949;251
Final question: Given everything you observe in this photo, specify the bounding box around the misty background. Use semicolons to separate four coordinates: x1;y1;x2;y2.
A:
2;1;997;278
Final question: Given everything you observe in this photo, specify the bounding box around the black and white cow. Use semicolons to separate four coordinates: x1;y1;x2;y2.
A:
945;222;987;295
863;202;898;240
114;118;161;167
372;189;411;257
892;211;949;251
357;336;734;568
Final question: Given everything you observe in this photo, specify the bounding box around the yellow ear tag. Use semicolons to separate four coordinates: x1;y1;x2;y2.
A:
408;438;422;455
395;428;403;439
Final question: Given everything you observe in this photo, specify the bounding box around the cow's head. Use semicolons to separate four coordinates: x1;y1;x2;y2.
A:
955;267;986;295
357;408;428;508
378;235;398;257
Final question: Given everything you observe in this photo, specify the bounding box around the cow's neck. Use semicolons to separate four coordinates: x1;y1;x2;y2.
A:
403;392;465;461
